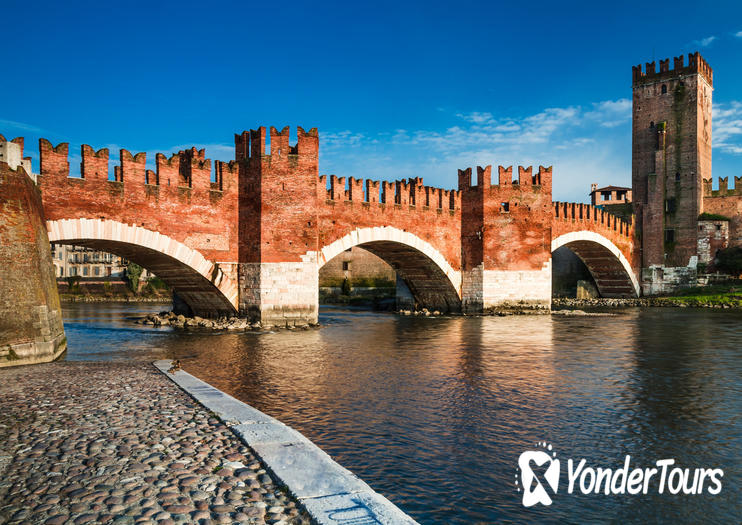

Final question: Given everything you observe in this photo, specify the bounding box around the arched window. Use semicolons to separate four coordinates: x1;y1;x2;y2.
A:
661;84;667;94
675;172;681;181
650;121;655;128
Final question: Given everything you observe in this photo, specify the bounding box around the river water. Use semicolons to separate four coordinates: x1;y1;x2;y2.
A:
60;303;741;524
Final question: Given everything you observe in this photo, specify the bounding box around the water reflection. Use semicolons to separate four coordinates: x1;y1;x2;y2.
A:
61;304;742;524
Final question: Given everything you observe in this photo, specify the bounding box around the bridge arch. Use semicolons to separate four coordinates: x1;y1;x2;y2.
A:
551;231;639;298
317;226;462;312
47;218;239;317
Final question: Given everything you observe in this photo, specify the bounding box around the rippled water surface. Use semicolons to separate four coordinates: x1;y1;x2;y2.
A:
61;303;742;524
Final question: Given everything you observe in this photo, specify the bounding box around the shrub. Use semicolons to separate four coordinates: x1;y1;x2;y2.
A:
715;247;742;275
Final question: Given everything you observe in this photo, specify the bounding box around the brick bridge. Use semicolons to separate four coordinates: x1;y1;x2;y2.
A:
9;127;638;325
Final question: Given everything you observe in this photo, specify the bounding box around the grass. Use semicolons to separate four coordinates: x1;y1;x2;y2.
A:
654;284;742;307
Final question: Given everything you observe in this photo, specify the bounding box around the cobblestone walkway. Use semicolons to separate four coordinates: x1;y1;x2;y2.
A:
0;362;312;525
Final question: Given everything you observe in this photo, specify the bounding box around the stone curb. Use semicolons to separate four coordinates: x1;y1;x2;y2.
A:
154;360;418;525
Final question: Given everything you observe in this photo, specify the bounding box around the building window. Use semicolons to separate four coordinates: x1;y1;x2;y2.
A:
601;191;612;201
94;267;100;276
661;84;667;94
665;198;677;213
665;229;675;243
342;261;351;271
83;267;89;276
501;202;510;212
675;172;681;181
716;224;722;231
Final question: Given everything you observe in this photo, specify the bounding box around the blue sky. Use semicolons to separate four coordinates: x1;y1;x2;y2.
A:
2;0;741;201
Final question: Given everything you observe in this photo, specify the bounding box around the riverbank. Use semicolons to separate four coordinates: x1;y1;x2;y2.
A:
60;295;171;304
554;285;742;309
0;362;310;525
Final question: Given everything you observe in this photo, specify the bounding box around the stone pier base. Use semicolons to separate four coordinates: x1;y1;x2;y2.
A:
238;260;319;326
462;263;552;313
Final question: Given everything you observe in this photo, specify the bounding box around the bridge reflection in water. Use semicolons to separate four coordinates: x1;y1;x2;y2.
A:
61;303;742;524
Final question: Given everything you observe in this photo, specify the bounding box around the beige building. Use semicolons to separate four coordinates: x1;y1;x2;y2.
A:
590;184;632;206
51;244;127;278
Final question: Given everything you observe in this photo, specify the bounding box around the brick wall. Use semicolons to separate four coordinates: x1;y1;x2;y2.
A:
0;159;66;367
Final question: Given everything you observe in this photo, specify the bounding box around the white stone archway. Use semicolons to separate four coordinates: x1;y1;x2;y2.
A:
551;231;639;297
47;218;239;315
316;226;462;295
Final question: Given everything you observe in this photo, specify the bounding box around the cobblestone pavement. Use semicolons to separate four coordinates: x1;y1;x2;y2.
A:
0;362;312;525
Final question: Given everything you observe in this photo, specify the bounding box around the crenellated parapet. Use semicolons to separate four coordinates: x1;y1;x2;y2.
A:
37;138;237;195
552;201;635;239
632;52;713;86
703;176;742;197
0;134;36;182
458;165;553;191
319;174;460;212
235;125;319;164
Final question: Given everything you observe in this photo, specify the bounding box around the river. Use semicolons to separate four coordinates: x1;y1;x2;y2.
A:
60;303;742;524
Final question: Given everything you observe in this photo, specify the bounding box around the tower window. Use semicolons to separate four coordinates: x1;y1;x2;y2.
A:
675;172;681;181
664;229;675;243
650;121;655;128
665;198;677;213
661;84;667;94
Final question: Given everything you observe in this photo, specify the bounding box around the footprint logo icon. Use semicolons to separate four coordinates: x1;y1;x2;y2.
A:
515;442;560;507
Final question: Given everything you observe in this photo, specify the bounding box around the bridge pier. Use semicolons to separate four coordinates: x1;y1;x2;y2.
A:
1;141;67;367
238;261;319;326
462;264;552;313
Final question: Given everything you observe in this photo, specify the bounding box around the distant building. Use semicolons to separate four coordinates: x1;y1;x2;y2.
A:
51;244;126;278
319;246;395;286
590;184;632;206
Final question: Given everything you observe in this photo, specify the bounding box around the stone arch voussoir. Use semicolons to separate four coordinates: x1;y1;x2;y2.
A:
317;226;462;311
551;231;639;298
46;218;238;315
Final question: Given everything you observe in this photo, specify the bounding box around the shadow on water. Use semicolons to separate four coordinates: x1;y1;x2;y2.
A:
60;303;742;524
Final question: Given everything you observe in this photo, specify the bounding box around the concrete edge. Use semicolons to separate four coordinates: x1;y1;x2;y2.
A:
153;360;419;525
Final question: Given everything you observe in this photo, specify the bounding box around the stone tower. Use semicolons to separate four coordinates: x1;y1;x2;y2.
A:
632;52;713;293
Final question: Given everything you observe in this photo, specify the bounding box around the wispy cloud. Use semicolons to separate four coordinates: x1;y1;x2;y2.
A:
714;101;742;154
735;31;742;38
320;99;633;201
690;35;717;47
0;118;44;134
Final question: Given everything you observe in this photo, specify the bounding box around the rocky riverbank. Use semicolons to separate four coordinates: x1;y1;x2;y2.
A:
61;295;171;304
553;296;742;309
0;362;311;525
135;312;320;331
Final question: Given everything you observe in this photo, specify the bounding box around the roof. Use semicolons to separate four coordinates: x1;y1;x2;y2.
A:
590;185;631;195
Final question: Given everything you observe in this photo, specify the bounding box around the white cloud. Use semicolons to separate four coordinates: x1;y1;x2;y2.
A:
0;118;44;134
690;35;717;47
714;101;742;154
735;31;742;38
320;99;634;201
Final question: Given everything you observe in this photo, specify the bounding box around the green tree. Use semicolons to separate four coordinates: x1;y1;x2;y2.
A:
126;263;143;292
715;247;742;275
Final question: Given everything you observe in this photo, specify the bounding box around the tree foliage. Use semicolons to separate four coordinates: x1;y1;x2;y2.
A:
126;262;143;292
715;247;742;275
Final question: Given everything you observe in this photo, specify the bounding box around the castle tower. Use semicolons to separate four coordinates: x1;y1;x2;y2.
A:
632;52;713;293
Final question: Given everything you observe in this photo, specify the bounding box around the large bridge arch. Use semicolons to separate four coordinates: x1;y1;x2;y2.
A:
317;226;462;312
551;231;639;298
47;218;239;317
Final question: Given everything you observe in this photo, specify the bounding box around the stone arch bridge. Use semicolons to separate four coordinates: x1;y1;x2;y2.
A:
5;128;637;325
